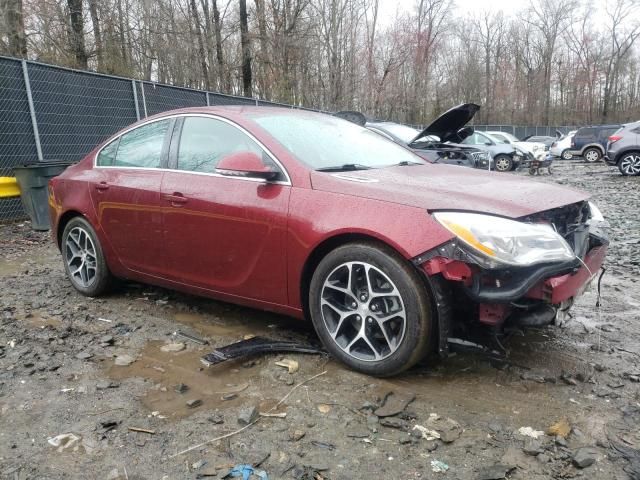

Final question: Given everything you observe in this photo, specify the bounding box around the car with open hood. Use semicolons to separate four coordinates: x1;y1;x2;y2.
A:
48;106;609;376
485;131;547;157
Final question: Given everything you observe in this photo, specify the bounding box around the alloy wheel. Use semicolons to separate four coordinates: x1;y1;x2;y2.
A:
495;156;512;172
584;149;601;163
561;150;573;160
65;226;98;288
620;154;640;175
320;261;406;362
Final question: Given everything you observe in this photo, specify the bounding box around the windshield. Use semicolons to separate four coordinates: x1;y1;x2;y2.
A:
377;123;421;143
251;112;425;170
498;132;519;142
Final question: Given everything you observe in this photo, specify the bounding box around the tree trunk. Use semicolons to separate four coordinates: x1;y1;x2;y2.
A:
88;0;103;70
5;0;27;57
239;0;252;97
67;0;88;68
189;0;211;90
212;0;229;92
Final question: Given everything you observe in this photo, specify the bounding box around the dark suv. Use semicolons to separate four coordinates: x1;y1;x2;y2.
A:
605;121;640;175
570;125;621;163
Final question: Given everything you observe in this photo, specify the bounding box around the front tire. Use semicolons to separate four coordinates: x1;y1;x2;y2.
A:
561;149;573;160
309;242;433;377
494;154;513;172
618;152;640;176
62;217;112;296
583;147;602;163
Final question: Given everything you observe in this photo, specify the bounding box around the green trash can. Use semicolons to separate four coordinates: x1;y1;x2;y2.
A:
13;161;73;231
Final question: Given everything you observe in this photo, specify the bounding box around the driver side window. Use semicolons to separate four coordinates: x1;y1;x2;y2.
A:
176;117;281;178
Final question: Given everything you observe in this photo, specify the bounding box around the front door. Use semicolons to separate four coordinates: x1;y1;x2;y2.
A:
160;116;290;305
89;118;173;276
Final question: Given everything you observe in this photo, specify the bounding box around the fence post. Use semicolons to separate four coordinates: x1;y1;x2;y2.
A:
255;98;259;106
206;92;210;106
21;60;43;162
140;81;148;118
132;80;140;121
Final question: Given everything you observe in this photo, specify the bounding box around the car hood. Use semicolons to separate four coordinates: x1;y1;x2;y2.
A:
410;103;480;144
309;164;588;218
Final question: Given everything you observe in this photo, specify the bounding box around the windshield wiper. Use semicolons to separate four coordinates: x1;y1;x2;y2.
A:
316;163;372;172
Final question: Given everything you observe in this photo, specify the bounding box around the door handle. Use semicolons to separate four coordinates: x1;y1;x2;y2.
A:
162;192;188;205
95;182;109;191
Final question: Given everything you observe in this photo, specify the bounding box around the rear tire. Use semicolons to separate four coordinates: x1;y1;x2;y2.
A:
618;152;640;176
494;154;513;172
61;217;112;297
583;148;602;163
309;242;433;377
561;149;573;160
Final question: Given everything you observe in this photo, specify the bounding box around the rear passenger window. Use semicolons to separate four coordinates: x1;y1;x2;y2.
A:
114;119;170;168
578;128;595;138
97;139;119;166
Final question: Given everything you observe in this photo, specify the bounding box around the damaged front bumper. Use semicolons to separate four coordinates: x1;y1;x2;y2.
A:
413;222;608;343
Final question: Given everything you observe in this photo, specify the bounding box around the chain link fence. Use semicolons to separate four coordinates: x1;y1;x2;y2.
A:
472;125;578;139
0;54;583;223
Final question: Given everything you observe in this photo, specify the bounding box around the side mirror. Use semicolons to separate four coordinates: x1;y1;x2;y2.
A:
484;141;493;146
216;151;278;181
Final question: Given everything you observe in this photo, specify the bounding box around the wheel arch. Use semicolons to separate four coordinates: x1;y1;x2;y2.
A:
56;210;85;249
581;143;604;154
299;233;408;321
614;148;640;165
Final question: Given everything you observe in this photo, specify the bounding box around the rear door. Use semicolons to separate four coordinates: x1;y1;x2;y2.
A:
160;115;291;305
90;118;173;276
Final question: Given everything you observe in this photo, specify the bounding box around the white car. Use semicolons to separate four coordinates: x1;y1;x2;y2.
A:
485;131;547;156
550;131;577;160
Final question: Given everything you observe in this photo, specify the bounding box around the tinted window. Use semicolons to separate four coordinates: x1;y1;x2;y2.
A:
176;117;271;174
97;138;119;166
599;128;618;139
114;119;170;168
577;128;595;138
631;126;640;134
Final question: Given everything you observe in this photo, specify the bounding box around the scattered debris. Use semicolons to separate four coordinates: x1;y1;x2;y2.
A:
160;342;185;353
476;464;516;480
201;336;322;366
174;330;208;345
317;404;331;414
374;391;416;417
523;439;543;456
431;459;449;473
208;414;224;424
238;406;259;425
97;317;113;323
380;417;409;430
573;447;598;468
518;426;544;439
174;383;189;394
223;464;268;479
259;412;287;418
311;440;335;450
222;393;238;401
412;425;441;441
75;351;93;360
289;429;306;441
547;418;571;438
114;354;135;366
47;433;82;452
186;399;203;409
128;426;155;435
275;358;299;374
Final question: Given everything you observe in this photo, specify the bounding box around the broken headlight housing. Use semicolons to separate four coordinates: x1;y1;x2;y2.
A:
433;212;576;268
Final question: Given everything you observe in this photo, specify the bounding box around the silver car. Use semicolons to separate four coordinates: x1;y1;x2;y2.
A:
605;121;640;176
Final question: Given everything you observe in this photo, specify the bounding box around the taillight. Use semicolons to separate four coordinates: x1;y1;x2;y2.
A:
608;135;622;143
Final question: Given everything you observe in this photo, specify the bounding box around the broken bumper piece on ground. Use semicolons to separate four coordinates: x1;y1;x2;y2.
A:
201;336;324;367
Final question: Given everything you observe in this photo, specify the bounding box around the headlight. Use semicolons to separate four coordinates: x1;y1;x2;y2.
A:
433;212;575;268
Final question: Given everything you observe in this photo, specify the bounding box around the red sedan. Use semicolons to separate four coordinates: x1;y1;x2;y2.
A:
48;107;608;376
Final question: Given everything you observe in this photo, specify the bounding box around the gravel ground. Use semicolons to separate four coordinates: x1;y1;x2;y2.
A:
1;160;639;480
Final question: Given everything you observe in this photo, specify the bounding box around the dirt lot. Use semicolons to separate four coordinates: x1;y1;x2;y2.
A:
1;161;639;480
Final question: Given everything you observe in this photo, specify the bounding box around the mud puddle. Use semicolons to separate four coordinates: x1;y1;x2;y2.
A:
106;340;294;420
